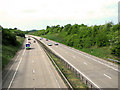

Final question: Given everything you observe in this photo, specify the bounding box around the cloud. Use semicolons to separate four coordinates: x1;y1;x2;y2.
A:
0;0;119;30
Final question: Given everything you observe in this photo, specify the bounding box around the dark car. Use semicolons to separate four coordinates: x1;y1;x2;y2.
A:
47;43;52;46
28;42;31;44
46;39;48;41
28;38;31;40
54;43;58;45
40;38;43;40
34;40;36;43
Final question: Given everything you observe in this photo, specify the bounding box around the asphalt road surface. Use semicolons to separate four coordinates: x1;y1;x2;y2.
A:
2;37;66;89
33;36;119;89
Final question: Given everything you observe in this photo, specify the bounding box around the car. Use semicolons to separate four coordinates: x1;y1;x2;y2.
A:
40;38;43;40
28;42;31;44
33;40;36;43
47;43;52;46
54;43;58;45
46;39;48;41
28;38;31;40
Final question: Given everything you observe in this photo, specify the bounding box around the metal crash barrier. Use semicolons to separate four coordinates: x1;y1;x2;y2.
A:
33;37;100;89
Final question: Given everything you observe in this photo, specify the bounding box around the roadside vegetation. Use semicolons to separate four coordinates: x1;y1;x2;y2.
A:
1;26;25;69
29;22;120;62
48;49;87;88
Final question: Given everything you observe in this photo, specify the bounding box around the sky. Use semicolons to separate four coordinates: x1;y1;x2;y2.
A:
0;0;119;31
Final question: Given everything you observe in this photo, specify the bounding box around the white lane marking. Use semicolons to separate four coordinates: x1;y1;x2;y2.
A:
32;70;35;74
8;49;26;89
36;38;99;88
3;54;20;81
39;38;118;71
104;74;111;79
62;46;119;72
83;62;87;65
36;41;61;88
46;47;100;88
72;56;76;59
32;60;34;63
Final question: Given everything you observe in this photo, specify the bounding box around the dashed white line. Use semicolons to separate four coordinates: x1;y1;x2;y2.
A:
83;62;87;65
104;74;111;79
46;47;100;88
36;41;61;88
72;56;76;59
32;60;34;63
32;70;35;74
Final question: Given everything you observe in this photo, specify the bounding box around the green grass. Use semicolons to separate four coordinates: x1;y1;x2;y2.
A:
41;33;120;63
2;36;25;69
48;52;87;89
78;46;120;63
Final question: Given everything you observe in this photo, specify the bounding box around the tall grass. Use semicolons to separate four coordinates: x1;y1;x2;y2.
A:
2;36;24;69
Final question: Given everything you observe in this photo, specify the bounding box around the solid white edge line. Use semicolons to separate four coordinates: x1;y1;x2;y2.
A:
62;45;119;72
8;49;26;89
44;44;100;88
49;64;61;88
3;50;22;82
36;39;100;88
32;69;35;74
36;41;61;88
104;74;112;79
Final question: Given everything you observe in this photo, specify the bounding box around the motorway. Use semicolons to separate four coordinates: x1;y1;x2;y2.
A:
2;36;66;88
33;36;120;89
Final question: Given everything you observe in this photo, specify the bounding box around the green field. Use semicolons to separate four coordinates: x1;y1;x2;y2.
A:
2;36;25;69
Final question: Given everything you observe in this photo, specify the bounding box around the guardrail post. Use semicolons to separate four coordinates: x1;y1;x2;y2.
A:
34;37;98;89
75;70;77;76
81;76;83;81
78;73;80;78
86;80;88;85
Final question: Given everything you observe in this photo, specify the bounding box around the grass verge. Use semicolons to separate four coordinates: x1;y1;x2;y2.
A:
2;36;25;69
41;34;120;62
47;51;87;89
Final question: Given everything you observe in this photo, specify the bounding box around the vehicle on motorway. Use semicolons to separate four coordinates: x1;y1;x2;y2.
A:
54;43;58;45
28;38;31;40
46;39;48;41
28;42;31;44
34;40;36;43
40;37;43;40
47;43;52;46
25;43;30;50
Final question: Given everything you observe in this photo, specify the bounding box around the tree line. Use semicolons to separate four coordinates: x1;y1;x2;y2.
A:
31;23;120;57
1;26;25;46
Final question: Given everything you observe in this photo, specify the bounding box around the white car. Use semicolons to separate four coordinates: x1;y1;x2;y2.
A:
47;43;52;46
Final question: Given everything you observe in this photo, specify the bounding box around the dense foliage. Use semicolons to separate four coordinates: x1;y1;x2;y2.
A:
31;23;120;57
2;27;25;46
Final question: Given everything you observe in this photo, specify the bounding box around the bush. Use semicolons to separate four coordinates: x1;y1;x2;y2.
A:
2;29;19;46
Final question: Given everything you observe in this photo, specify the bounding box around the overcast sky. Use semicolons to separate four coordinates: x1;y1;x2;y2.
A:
0;0;119;31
